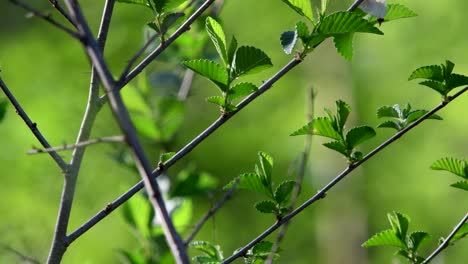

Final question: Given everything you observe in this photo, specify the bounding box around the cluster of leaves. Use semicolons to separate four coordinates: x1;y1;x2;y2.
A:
183;17;272;113
431;157;468;192
117;0;189;41
291;100;376;164
409;60;468;100
279;0;416;59
363;212;430;264
224;152;296;219
190;240;277;264
377;103;442;131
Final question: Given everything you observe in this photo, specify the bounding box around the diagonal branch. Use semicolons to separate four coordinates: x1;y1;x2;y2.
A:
28;135;124;154
184;178;239;245
423;212;468;264
0;77;68;171
63;1;189;263
46;1;115;263
220;86;468;263
48;0;76;27
9;0;79;38
66;0;374;245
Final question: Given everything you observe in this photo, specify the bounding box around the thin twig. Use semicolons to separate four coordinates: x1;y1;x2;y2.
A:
115;0;217;90
67;0;377;245
423;212;468;264
63;1;189;263
48;0;76;27
46;1;115;263
9;0;79;38
265;88;315;264
221;86;468;263
28;135;124;154
184;179;239;245
0;77;68;171
178;69;195;101
1;245;41;264
68;57;302;244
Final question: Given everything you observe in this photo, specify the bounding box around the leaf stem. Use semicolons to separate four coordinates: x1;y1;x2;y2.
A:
28;135;124;155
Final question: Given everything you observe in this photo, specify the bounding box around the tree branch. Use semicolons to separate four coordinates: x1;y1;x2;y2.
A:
184;178;239;245
63;1;189;263
423;212;468;264
265;88;315;264
68;57;302;244
9;0;79;38
0;77;68;171
28;135;124;154
46;1;115;263
221;86;468;263
1;244;41;264
66;0;375;246
48;0;76;27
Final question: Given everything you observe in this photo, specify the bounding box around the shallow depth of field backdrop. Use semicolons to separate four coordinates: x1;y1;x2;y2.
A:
0;0;467;263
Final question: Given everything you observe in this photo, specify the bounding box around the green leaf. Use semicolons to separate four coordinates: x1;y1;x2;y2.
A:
190;241;223;260
274;180;296;205
295;21;310;45
362;229;406;248
408;231;430;251
205;17;228;66
281;0;314;22
388;211;410;242
452;223;468;242
183;59;228;91
206;96;226;107
450;180;468;191
121;193;153;238
336;100;351;130
446;73;468;90
227;82;257;102
323;141;349;156
227;36;238;66
234;173;272;197
255;200;277;214
408;65;444;82
418;80;447;95
345;126;376;148
259;151;274;186
311;117;342;140
192;255;220;264
431;157;467;178
155;97;185;141
117;249;147;264
406;110;442;124
280;31;298;55
121;83;152;115
0;99;7;122
233;46;272;78
333;33;354;60
160;152;175;163
252;241;274;255
383;4;417;22
289;121;313;136
377;120;401;131
171;170;218;197
164;0;188;11
171;198;193;233
377;105;400;118
133;115;159;139
317;11;383;36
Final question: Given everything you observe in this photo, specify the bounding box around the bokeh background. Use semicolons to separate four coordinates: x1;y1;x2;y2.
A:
1;0;467;263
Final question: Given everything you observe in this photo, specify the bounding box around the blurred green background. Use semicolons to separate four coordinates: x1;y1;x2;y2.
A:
1;0;467;263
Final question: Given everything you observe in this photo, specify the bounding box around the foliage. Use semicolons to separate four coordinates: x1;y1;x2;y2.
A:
409;60;468;99
291;100;376;164
431;157;468;192
363;212;430;264
376;103;442;131
183;17;272;113
224;152;296;219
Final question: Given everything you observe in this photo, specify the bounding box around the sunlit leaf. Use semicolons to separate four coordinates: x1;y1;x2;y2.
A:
408;231;430;251
323;141;348;156
333;33;354;60
317;11;383;35
431;157;467;178
345;126;376;148
377;120;401;131
388;211;410;242
206;96;226;107
233;46;272;78
190;240;223;260
377;105;399;118
121;193;153;238
232;173;272;197
183;59;229;91
312;117;342;140
362;229;405;248
274;180;295;205
408;65;444;82
451;180;468;191
227;82;257;102
259;151;274;186
281;0;314;22
205;17;228;66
